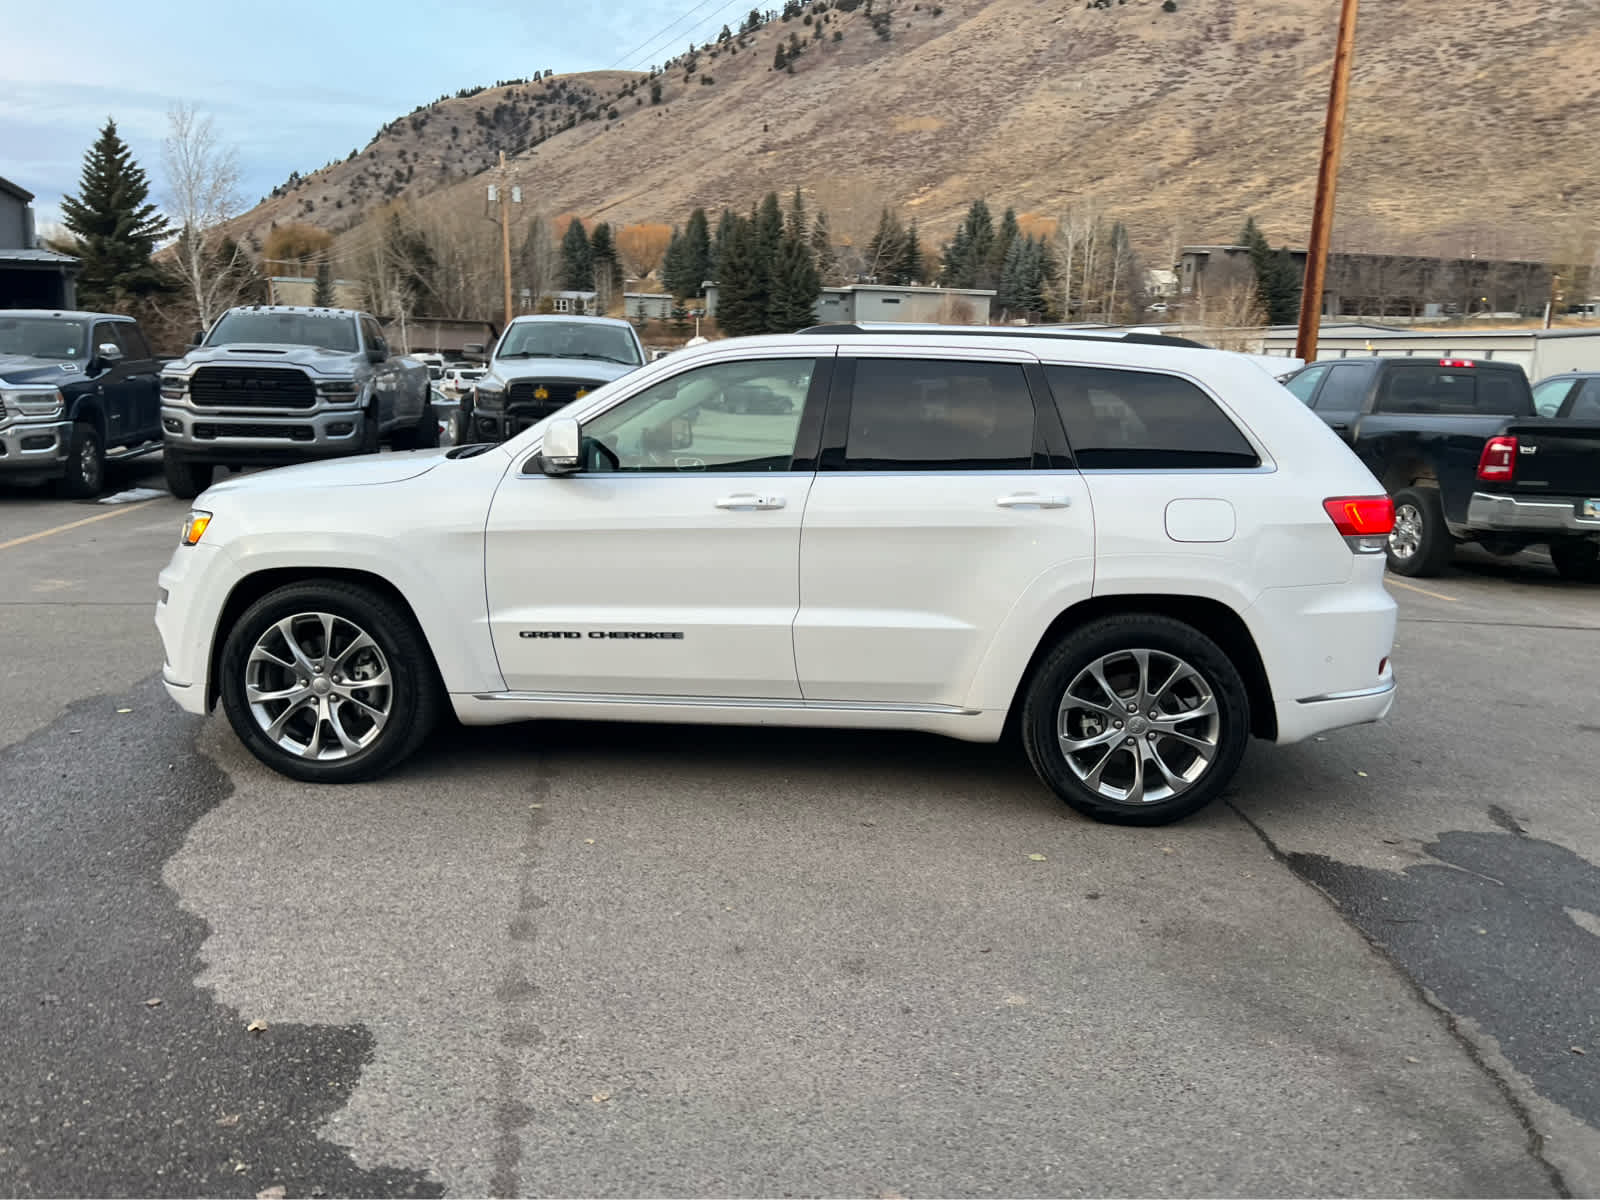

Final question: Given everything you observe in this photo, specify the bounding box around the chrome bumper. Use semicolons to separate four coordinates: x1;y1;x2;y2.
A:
0;417;71;471
1466;491;1600;535
161;404;367;457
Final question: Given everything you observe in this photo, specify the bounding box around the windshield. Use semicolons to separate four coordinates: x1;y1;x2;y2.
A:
0;316;87;360
206;311;359;352
496;321;640;366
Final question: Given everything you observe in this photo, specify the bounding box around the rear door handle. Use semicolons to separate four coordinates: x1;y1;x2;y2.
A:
996;493;1072;510
715;493;786;511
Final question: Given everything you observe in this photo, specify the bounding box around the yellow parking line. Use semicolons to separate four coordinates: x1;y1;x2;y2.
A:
0;499;163;552
1386;577;1461;604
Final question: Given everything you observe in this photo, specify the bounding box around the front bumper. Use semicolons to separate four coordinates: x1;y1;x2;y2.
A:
1466;491;1600;536
0;417;71;475
156;540;236;715
162;404;367;464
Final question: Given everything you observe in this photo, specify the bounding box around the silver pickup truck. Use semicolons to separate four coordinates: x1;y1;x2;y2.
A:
158;306;435;498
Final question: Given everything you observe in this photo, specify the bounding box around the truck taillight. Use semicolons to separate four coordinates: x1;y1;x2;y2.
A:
1477;435;1517;482
1439;358;1476;368
1323;495;1394;554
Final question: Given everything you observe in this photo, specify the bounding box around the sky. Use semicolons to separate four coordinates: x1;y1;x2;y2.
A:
0;0;752;229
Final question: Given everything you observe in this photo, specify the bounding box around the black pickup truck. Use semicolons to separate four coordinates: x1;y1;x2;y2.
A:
1283;356;1600;580
0;309;163;496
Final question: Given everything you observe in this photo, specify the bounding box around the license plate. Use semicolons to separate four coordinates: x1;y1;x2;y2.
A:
1585;499;1600;519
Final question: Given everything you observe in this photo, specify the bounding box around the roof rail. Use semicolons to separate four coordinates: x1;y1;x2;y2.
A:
797;322;1208;349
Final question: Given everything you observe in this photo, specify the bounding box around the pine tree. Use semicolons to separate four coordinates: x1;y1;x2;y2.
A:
997;235;1025;315
865;208;905;282
661;227;689;297
754;191;784;269
712;207;739;275
715;215;768;337
559;217;593;291
811;210;836;284
1239;217;1300;323
939;224;971;287
59;118;169;307
895;220;924;285
769;220;822;332
786;188;807;240
589;221;623;293
1017;238;1047;320
990;206;1020;287
683;207;712;295
959;199;996;288
313;258;335;306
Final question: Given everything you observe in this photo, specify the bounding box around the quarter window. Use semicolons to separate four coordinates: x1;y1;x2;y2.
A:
1044;365;1259;469
1282;363;1329;405
579;358;816;473
838;359;1039;471
1571;379;1600;420
1312;362;1372;411
1532;378;1574;419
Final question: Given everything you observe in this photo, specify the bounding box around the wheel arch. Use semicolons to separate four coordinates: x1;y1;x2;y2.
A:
1003;594;1277;741
206;566;444;710
70;396;106;438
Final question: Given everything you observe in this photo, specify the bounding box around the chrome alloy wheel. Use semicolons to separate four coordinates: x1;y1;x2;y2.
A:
79;436;102;490
1389;501;1424;560
245;613;392;761
1056;649;1221;805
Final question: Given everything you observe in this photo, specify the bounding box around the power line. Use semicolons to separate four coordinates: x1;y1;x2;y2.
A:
613;0;749;73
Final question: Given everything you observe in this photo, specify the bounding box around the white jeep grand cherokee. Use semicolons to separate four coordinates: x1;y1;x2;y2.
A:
156;325;1398;825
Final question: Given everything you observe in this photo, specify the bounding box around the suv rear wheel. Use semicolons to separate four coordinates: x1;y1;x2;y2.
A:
1021;615;1250;825
218;581;442;783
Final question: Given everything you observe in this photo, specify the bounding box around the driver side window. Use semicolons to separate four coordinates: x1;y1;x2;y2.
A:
580;358;817;473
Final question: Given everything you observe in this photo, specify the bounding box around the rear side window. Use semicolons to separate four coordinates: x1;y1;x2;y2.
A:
1312;362;1372;411
1375;364;1533;415
1044;365;1259;470
1282;363;1329;405
839;359;1040;471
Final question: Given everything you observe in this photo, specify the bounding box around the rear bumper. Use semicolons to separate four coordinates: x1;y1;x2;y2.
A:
0;417;70;475
1466;491;1600;536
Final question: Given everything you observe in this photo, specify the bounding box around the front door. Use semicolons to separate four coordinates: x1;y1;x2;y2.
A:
795;353;1095;707
90;321;134;445
484;352;830;698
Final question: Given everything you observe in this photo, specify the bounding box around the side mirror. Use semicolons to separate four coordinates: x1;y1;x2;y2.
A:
96;342;125;367
538;416;581;475
191;330;205;347
366;344;387;364
462;342;486;360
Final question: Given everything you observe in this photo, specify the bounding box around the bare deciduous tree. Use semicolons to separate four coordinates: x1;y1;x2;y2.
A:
162;104;246;327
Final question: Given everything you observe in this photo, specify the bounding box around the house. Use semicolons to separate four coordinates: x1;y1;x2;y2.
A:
552;290;599;315
701;282;995;325
266;275;364;308
0;176;79;309
624;292;675;321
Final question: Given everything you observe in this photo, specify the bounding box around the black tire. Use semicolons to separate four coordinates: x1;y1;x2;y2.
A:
1020;614;1251;826
447;408;470;446
59;422;105;498
163;454;215;501
1385;486;1454;577
218;581;442;783
360;406;381;454
1551;539;1600;583
414;400;440;448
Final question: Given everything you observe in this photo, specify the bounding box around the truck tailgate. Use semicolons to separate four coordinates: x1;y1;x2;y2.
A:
1498;421;1600;497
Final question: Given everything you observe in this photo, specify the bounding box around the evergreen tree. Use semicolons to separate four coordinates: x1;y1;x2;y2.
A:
715;215;768;337
313;258;335;306
754;191;784;270
895;219;924;285
997;234;1026;315
1017;238;1047;320
661;227;689;297
589;221;623;293
559;217;593;291
769;219;822;332
786;188;807;240
59;118;168;306
939;224;972;287
1239;217;1300;323
865;207;905;282
712;207;739;275
990;206;1020;286
683;207;712;294
810;210;836;283
959;199;996;288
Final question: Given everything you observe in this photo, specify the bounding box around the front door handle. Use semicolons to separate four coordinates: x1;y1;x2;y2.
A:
715;493;786;511
996;493;1072;510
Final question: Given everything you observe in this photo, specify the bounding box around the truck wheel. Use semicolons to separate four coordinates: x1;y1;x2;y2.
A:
361;406;381;454
164;455;215;500
59;422;105;498
218;581;442;783
415;401;440;448
1386;487;1454;577
1551;539;1600;583
1020;614;1251;826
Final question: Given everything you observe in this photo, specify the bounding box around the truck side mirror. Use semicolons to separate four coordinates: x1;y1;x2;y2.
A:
462;343;486;360
366;344;387;364
96;342;125;367
191;330;205;347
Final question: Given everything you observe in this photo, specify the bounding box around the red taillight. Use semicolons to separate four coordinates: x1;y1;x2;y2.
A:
1477;435;1517;482
1323;495;1395;537
1439;358;1475;368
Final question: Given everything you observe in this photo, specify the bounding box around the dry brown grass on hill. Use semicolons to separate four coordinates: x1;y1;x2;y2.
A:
229;0;1600;268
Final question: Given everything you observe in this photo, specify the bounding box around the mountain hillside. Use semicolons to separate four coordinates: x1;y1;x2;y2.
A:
238;0;1600;261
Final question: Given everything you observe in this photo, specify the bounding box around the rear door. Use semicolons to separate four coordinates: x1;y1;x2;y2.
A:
794;351;1093;706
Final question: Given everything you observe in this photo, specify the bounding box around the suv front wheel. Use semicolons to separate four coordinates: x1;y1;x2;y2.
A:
1021;615;1251;825
218;581;442;782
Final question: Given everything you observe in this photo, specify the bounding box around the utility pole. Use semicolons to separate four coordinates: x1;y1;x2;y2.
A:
1545;271;1561;330
1295;0;1361;363
488;151;522;327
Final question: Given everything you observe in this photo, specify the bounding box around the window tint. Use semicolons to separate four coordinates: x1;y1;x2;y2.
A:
841;359;1038;471
1313;362;1371;411
1571;379;1600;421
1282;363;1329;405
1045;365;1259;470
1375;364;1532;415
580;358;815;472
207;311;359;352
112;322;151;360
1532;378;1574;418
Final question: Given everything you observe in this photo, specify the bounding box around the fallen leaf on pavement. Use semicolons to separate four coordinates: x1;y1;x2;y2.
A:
592;1092;611;1103
145;998;162;1008
116;708;133;714
1356;770;1369;778
216;1113;241;1127
1405;1056;1419;1063
584;838;596;845
246;1019;269;1034
257;1188;286;1200
1027;853;1047;862
1573;1047;1588;1056
232;1161;249;1174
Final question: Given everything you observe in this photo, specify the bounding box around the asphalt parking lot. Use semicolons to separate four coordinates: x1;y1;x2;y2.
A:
1;464;1597;1198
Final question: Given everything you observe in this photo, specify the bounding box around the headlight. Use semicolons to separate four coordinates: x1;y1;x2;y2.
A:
475;382;505;408
160;374;186;400
318;380;361;398
1;387;65;419
181;510;212;546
